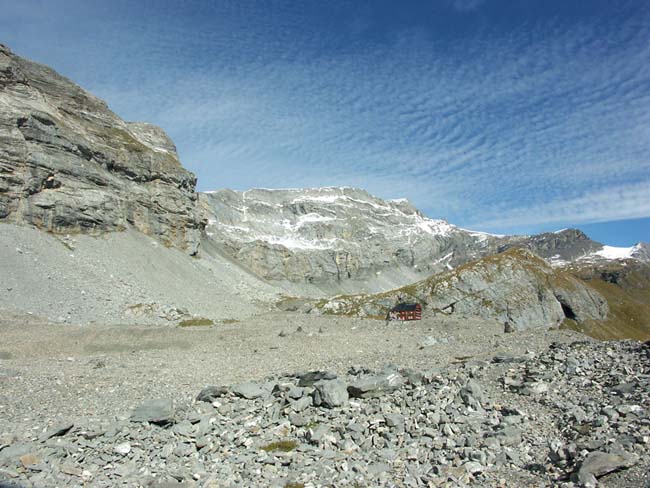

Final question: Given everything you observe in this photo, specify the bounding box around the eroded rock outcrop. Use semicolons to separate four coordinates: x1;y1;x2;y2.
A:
317;248;608;331
499;229;603;264
0;44;204;253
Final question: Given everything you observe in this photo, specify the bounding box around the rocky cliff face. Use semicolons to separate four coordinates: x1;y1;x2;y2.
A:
630;242;650;261
0;45;204;253
1;44;642;290
316;248;609;332
561;259;650;340
200;188;629;292
201;187;515;290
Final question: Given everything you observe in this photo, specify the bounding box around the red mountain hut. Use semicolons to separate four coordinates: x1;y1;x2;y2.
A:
389;303;422;321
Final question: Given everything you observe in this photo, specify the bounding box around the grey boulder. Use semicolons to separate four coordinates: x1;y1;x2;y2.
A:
298;371;337;387
577;451;639;487
196;385;229;403
231;382;266;400
348;372;404;399
38;421;74;442
130;399;175;425
313;379;349;408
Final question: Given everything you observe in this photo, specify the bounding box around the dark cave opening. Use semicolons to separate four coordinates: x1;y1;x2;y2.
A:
559;301;577;320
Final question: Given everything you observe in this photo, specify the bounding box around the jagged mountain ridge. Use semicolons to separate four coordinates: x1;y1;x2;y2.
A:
200;187;512;292
498;228;603;264
200;187;645;292
0;44;204;253
1;43;646;306
0;43;647;341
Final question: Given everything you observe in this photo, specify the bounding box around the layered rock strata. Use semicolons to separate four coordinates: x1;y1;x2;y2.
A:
201;188;640;290
0;45;204;253
201;187;512;286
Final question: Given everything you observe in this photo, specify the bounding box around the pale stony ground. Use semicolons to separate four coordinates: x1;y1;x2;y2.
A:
0;223;281;326
1;222;648;487
1;311;648;487
0;311;574;424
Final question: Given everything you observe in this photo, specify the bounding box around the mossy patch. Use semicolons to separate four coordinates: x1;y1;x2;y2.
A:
571;280;649;341
103;127;148;153
559;318;578;330
178;318;214;327
261;440;298;452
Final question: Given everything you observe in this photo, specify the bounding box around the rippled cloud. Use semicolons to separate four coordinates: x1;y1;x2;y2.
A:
2;0;649;237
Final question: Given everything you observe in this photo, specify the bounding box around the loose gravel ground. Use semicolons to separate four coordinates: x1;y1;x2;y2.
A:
0;224;280;326
1;305;648;487
0;311;578;424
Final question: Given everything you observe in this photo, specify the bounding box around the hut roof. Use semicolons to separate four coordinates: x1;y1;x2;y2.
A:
391;303;420;312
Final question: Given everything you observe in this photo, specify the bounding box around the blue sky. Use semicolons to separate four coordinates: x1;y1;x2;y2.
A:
2;0;649;245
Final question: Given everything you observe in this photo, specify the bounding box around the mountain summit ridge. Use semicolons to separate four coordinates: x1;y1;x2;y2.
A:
200;187;511;292
0;44;647;339
1;44;646;297
200;187;646;292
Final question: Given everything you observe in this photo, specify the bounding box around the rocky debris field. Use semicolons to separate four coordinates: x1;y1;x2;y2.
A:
0;223;280;326
0;321;647;488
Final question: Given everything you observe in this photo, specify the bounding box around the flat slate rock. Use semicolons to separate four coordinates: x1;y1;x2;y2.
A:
0;443;32;462
577;451;639;487
348;372;404;398
196;385;229;403
231;382;265;399
38;422;74;442
130;399;175;425
493;352;527;363
298;371;337;387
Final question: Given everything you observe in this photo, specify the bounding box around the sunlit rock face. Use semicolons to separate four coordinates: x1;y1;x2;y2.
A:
0;44;204;253
200;187;513;289
202;186;648;292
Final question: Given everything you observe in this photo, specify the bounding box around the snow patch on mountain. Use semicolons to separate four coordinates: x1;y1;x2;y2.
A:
573;242;650;265
199;187;646;290
595;245;637;260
